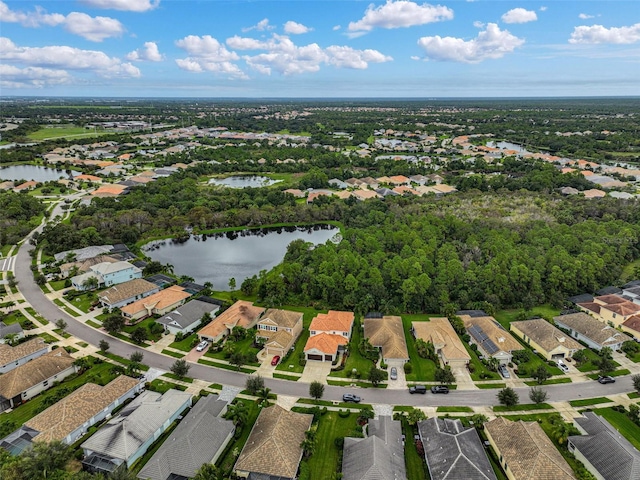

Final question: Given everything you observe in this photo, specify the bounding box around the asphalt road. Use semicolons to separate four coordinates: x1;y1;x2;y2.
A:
12;206;638;407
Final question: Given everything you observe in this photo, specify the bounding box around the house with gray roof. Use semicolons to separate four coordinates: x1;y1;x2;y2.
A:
157;298;221;335
0;338;49;374
137;395;233;480
71;261;142;291
554;312;633;351
54;245;114;262
418;417;497;480
568;411;640;480
98;278;159;309
82;389;192;474
342;416;407;480
0;321;24;344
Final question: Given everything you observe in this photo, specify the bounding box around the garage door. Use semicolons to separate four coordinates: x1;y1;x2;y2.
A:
307;354;323;361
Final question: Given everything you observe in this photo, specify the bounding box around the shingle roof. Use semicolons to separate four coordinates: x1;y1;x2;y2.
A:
553;313;633;347
0;338;48;366
98;278;158;306
569;412;640;480
0;349;75;400
198;301;265;339
137;396;233;480
485;417;576;480
0;321;23;339
418;417;497;480
411;318;470;362
460;315;522;356
121;286;191;316
91;261;140;276
510;319;583;353
309;310;354;334
364;316;409;360
260;309;303;329
234;405;313;479
304;332;348;355
157;299;220;330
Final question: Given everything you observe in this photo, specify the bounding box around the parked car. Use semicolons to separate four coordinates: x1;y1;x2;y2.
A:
342;393;361;403
390;367;398;380
195;340;209;352
598;375;615;384
498;364;510;379
409;385;427;394
431;385;449;394
271;355;281;366
556;359;569;373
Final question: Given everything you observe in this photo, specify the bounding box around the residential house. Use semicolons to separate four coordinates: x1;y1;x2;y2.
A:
98;278;160;309
54;245;114;262
411;318;470;368
137;396;234;480
91;184;128;197
304;310;355;362
622;284;640;305
13;181;38;192
460;315;523;365
157;298;221;335
388;175;410;185
409;174;429;185
307;189;333;203
351;189;380;201
510;318;583;361
60;255;120;279
568;411;640;480
0;322;24;344
328;178;348;189
363;316;409;363
82;389;192;474
580;295;640;327
10;376;142;450
256;308;303;358
198;300;265;344
121;286;191;323
360;176;379;189
554;312;633;351
485;417;577;480
431;184;458;194
342;416;407;480
234;405;313;480
621;315;640;340
0;349;76;413
0;338;49;374
283;188;305;198
418;417;497;480
71;261;142;290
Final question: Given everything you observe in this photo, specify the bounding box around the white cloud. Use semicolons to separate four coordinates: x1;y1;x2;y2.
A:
539;6;547;11
333;25;341;31
501;8;537;24
175;35;246;78
284;21;312;35
0;1;64;27
348;0;453;33
417;23;524;63
578;13;595;20
242;18;274;32
325;45;392;69
0;64;71;88
569;23;640;44
127;41;163;62
473;21;485;28
64;12;124;41
0;37;141;78
79;0;159;12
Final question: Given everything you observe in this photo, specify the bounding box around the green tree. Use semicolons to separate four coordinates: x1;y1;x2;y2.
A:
19;440;72;480
406;407;427;426
470;413;489;427
73;357;90;373
229;352;247;371
54;318;67;332
193;463;221;480
549;415;578;445
102;314;125;335
497;387;519;407
228;277;236;291
98;339;110;353
257;387;271;405
127;351;144;376
81;276;99;291
300;427;317;458
435;366;456;385
309;380;325;400
170;359;191;379
632;374;640;394
597;347;616;374
131;327;148;344
529;386;548;404
246;375;265;395
368;367;386;387
225;401;248;429
532;365;551;385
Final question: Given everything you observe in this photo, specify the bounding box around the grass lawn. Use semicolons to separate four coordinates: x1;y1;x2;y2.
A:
86;319;102;329
123;317;164;342
276;305;327;374
625;351;640;363
161;349;184;358
628;392;639;399
38;332;59;343
148;379;187;393
27;125;107;141
330;319;376;379
273;373;299;381
587;369;631;379
99;351;150;371
297;398;373;410
569;397;612;407
197;357;256;374
216;400;261;477
327;378;388;388
163;372;193;383
53;328;71;339
49;280;68;291
25;306;48;325
464;342;501;381
436;406;474;413
494;304;561;327
169;333;198;352
493;403;553;412
524;377;572;386
401;314;438;382
476;383;506;389
66;292;98;313
575;349;619;372
401;418;428;480
204;334;261;366
593;407;640;450
77;341;89;347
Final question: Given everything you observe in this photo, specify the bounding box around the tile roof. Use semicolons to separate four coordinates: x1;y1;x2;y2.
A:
91;260;140;276
577;302;601;314
157;299;220;330
304;332;348;355
137;396;233;480
234;405;313;479
411;318;470;362
553;313;633;347
352;190;380;200
460;315;523;355
198;300;265;339
622;315;640;334
569;412;640;480
98;278;159;306
26;375;140;443
121;286;191;316
0;338;48;367
260;309;303;329
419;417;497;480
510;319;583;353
485;417;576;480
595;295;627;305
602;302;640;316
91;184;128;196
0;349;75;400
363;316;409;360
309;310;354;334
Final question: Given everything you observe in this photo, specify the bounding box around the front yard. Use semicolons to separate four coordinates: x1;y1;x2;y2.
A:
401;314;438;382
122;317;165;343
329;319;376;379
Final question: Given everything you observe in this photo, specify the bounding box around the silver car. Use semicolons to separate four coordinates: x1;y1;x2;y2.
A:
390;367;398;380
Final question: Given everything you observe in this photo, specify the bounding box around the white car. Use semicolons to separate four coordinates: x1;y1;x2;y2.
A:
196;340;209;352
556;359;569;373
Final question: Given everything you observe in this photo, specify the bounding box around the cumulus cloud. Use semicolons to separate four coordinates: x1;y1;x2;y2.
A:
127;41;163;61
501;8;537;24
0;37;141;78
284;21;312;34
242;18;274;32
325;45;392;69
333;25;341;31
539;6;547;11
79;0;159;12
348;0;453;34
569;23;640;44
417;23;524;63
0;64;71;88
578;13;595;20
175;35;246;78
0;1;64;27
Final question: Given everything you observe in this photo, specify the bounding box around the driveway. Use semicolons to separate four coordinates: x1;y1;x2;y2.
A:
386;359;408;390
299;360;333;384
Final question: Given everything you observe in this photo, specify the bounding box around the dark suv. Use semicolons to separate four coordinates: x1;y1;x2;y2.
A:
431;385;450;394
597;376;615;384
409;385;427;394
342;393;361;403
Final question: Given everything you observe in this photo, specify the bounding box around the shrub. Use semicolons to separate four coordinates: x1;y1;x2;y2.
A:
334;437;344;448
404;362;413;374
338;409;350;418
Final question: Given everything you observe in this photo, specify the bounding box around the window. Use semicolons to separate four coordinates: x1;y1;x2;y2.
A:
43;380;49;387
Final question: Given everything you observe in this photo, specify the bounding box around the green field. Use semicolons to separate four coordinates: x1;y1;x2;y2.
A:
27;125;108;141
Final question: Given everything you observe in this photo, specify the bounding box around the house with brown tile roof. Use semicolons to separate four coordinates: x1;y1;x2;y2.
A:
352;189;380;201
23;375;141;445
0;338;49;374
431;184;458;194
234;404;313;480
13;181;38;192
98;278;160;309
364;316;409;362
485;417;577;480
411;318;470;368
283;188;305;198
0;349;77;412
554;312;633;351
121;285;191;323
460;315;523;365
580;294;640;327
621;315;640;340
304;333;349;362
76;174;103;183
510;318;583;361
198;300;265;344
256;309;303;358
583;189;606;198
91;184;128;197
388;175;410;185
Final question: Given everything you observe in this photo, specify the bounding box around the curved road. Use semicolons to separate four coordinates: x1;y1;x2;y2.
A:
12;206;638;407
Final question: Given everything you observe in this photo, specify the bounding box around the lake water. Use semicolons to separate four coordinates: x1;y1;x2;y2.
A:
486;141;529;153
0;165;80;182
143;225;340;290
208;175;281;188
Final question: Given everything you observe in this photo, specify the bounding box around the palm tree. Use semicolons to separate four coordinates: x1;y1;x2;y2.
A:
225;401;248;429
300;429;317;458
257;387;271;405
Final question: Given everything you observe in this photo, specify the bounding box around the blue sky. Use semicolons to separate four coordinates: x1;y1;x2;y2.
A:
1;0;639;97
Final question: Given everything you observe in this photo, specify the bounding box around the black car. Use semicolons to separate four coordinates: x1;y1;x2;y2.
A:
431;385;449;394
598;376;615;384
342;393;362;403
409;385;427;394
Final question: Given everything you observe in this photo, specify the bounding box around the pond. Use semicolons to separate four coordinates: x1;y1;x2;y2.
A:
208;175;281;188
486;141;529;154
0;164;80;182
143;225;340;290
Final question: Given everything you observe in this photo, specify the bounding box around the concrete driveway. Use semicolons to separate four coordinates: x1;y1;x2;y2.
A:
386;359;408;390
299;360;333;384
